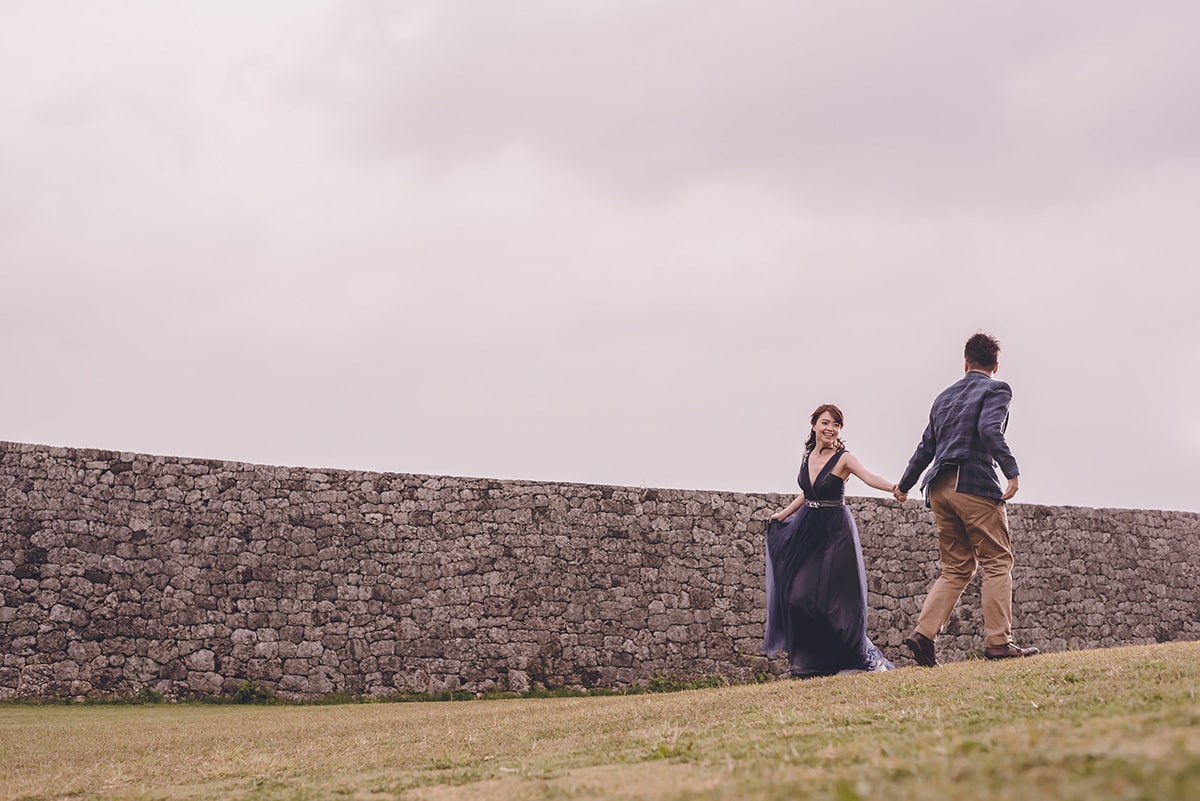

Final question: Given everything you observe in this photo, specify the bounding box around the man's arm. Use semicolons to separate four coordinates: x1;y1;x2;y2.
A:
1001;475;1020;501
978;382;1019;481
898;418;936;493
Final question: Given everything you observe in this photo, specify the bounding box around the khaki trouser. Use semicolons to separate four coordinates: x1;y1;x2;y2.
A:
915;468;1014;647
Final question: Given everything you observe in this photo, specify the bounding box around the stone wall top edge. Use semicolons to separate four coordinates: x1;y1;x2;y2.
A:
2;439;1193;518
0;439;777;500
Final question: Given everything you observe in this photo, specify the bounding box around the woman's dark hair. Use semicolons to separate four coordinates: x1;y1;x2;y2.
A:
804;403;846;452
964;332;1001;370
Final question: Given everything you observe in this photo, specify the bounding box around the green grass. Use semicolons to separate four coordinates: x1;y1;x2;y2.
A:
2;641;1198;800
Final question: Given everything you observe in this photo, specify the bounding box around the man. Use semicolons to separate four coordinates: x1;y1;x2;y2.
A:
896;332;1038;666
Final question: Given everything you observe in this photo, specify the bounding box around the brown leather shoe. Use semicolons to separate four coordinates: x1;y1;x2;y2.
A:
983;643;1040;660
903;632;939;667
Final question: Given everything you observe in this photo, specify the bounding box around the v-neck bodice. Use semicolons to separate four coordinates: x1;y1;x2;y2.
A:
799;449;847;503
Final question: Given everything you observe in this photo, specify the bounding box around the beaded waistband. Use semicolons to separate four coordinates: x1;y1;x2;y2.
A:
805;500;845;508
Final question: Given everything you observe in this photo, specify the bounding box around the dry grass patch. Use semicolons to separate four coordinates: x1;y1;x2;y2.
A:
2;641;1198;800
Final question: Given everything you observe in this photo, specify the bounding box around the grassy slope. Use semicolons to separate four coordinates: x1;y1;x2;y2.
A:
1;641;1198;801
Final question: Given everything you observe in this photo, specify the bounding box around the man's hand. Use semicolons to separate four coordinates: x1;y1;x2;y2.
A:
891;484;908;502
1001;476;1020;501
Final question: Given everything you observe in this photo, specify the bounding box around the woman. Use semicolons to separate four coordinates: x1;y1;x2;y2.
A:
763;404;902;677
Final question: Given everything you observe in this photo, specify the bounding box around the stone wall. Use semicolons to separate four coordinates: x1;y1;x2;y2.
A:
2;440;1197;700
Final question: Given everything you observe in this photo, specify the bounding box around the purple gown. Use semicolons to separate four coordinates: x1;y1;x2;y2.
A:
763;449;893;677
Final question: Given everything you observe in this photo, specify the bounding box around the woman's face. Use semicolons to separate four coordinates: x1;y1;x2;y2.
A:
812;411;842;449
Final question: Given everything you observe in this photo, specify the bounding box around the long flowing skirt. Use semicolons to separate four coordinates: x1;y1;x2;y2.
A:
763;506;893;677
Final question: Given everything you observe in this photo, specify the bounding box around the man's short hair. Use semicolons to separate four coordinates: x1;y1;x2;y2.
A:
964;332;1000;370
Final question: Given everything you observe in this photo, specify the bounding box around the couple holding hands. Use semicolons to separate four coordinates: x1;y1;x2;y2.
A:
763;332;1039;677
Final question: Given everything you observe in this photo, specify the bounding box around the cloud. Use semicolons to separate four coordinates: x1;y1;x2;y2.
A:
289;1;1200;209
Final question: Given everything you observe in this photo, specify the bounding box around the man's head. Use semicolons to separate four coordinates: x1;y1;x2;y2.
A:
964;332;1001;373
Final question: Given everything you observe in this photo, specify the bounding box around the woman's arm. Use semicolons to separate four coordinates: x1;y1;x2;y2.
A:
771;492;806;521
837;452;902;497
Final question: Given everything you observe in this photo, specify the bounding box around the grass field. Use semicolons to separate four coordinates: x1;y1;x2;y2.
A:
2;641;1198;800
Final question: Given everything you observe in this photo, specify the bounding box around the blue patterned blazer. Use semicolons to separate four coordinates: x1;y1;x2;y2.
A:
899;370;1020;504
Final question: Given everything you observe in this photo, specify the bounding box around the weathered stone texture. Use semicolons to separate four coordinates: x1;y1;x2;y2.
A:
1;440;1197;700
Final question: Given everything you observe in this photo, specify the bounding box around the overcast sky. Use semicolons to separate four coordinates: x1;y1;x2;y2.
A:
3;1;1198;513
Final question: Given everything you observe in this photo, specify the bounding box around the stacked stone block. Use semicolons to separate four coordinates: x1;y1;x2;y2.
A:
1;440;1197;700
